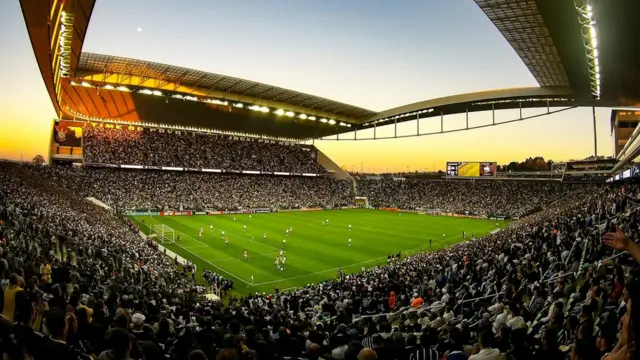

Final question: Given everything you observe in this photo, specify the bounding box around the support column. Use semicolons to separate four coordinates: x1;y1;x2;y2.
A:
374;123;377;139
394;118;397;138
466;108;469;129
519;101;522;119
440;111;444;132
492;103;495;125
417;114;420;135
592;106;598;157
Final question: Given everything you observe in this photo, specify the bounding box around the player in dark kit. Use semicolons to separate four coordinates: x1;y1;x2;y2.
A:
429;239;432;247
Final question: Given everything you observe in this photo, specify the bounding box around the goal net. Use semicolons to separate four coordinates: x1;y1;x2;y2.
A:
355;197;368;208
149;224;176;245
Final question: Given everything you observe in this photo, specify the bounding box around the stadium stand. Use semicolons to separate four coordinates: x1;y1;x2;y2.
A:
33;166;353;211
356;179;580;218
1;160;639;360
83;125;327;174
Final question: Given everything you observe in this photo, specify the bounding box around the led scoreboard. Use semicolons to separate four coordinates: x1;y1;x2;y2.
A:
446;162;497;177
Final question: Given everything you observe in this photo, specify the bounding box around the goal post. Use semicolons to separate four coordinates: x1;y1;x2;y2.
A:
149;224;176;245
355;197;368;208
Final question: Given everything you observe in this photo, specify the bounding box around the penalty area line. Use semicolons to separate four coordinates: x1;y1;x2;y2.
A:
252;243;435;287
169;232;252;286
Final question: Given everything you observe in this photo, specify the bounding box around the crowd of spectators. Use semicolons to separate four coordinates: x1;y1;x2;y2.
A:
30;166;353;211
83;125;327;174
356;179;580;217
1;160;639;360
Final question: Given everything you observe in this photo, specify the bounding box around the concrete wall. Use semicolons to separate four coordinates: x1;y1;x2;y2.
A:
315;148;356;194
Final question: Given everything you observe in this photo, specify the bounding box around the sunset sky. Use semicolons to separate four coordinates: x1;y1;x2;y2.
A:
0;0;615;172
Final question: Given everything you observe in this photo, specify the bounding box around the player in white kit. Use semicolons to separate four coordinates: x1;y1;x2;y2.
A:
348;224;352;231
348;239;352;247
221;230;225;239
225;237;229;247
243;250;248;260
210;225;213;231
263;232;267;239
285;229;289;237
243;225;247;231
282;239;286;248
199;228;203;238
249;214;252;220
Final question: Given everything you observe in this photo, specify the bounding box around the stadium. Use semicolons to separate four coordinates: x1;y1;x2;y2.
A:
2;0;640;359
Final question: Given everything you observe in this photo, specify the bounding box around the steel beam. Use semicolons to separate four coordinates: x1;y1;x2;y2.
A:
319;106;577;141
592;106;597;157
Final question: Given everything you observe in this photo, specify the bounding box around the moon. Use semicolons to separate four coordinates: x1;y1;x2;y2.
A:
136;27;142;32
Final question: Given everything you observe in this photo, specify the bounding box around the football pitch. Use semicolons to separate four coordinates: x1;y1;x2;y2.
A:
130;209;503;295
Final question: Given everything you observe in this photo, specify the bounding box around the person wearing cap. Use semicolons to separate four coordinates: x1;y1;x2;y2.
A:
131;312;154;342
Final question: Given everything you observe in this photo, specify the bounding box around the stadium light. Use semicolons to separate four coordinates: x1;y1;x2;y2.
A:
81;82;93;87
575;0;601;99
328;119;336;125
57;11;74;78
274;109;285;116
233;102;244;108
116;86;130;92
152;90;162;96
184;95;198;101
308;116;316;121
285;111;295;117
104;85;115;90
298;114;307;119
319;118;328;123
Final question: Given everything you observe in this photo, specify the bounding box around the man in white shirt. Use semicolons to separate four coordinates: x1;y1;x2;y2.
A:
469;332;500;360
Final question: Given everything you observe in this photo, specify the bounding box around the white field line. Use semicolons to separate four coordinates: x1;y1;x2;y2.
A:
148;229;252;286
252;241;443;286
209;251;281;263
181;245;210;250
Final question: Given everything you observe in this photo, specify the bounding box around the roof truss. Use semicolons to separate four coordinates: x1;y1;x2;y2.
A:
77;52;376;121
474;0;570;87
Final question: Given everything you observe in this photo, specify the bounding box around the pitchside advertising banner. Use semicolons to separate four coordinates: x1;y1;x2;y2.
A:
446;162;497;177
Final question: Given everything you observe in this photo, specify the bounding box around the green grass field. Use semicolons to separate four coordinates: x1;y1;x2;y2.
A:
130;209;503;294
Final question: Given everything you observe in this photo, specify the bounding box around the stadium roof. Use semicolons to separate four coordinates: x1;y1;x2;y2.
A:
474;0;640;106
21;0;640;140
76;53;377;122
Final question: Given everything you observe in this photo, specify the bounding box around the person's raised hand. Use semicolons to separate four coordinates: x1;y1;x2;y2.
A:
603;227;629;250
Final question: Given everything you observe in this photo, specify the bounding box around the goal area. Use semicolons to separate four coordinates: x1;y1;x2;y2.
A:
149;224;176;245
